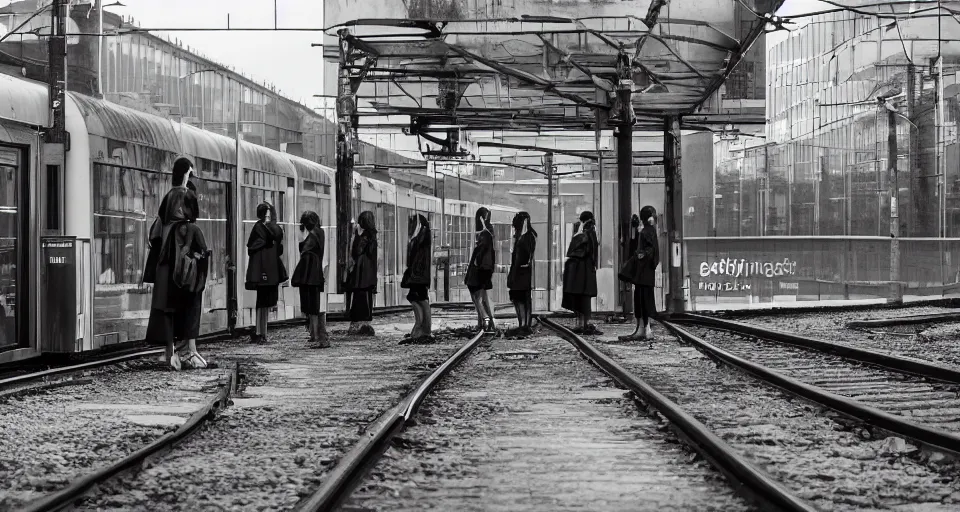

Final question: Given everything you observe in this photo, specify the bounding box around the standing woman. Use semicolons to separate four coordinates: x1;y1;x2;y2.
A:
562;211;601;335
401;213;432;342
292;211;328;348
346;211;378;336
465;207;496;332
621;205;660;341
144;164;210;370
245;201;286;344
507;212;537;335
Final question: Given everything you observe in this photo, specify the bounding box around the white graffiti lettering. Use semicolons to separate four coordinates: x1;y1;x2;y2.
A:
699;258;798;279
698;281;752;292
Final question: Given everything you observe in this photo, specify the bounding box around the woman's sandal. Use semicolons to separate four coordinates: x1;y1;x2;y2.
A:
169;353;182;371
180;352;208;370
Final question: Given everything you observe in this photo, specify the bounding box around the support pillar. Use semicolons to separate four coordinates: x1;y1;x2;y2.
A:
616;65;634;317
335;30;358;294
664;116;687;314
616;114;633;316
545;152;554;311
888;108;902;303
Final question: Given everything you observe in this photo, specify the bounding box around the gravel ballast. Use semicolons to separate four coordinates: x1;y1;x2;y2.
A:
575;320;960;511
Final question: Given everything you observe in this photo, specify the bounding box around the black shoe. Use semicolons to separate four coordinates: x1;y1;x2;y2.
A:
357;324;376;337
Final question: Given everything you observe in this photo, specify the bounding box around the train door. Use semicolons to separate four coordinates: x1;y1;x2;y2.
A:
0;146;26;352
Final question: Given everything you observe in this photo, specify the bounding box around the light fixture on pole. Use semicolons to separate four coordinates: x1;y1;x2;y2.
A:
97;1;125;97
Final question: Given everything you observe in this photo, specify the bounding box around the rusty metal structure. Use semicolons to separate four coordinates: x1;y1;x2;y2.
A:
323;0;785;313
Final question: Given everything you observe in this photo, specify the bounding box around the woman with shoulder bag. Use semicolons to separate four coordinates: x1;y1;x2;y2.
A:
507;212;537;336
144;159;210;370
345;211;378;336
246;201;286;344
562;211;601;335
401;213;432;343
619;206;660;342
292;211;328;348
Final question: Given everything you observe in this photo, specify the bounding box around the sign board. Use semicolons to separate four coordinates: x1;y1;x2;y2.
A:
41;236;77;353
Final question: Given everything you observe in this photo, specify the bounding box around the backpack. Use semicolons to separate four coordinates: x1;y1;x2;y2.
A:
173;224;209;293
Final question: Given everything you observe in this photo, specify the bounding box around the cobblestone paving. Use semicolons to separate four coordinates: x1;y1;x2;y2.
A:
581;320;960;511
728;306;960;367
0;359;231;509
347;332;755;512
70;313;477;511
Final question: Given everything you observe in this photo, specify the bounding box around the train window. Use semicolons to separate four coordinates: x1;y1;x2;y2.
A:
45;164;61;231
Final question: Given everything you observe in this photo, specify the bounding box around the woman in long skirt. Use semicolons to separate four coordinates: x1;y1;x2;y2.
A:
245;201;285;344
144;159;210;369
401;213;432;342
507;211;537;336
465;207;496;332
292;211;328;348
562;211;601;335
620;206;660;341
346;210;378;336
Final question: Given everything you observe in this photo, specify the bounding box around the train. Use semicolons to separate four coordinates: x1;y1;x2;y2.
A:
0;73;523;364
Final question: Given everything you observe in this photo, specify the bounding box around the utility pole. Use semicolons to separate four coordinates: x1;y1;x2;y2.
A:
888;106;901;304
335;30;359;293
545;152;554;311
616;52;634;317
46;0;67;145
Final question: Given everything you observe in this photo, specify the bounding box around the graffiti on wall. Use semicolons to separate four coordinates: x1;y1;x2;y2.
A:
699;258;798;279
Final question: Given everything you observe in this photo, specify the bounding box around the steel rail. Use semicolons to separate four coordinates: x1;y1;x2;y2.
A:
674;313;960;385
16;364;240;512
845;311;960;328
662;320;960;457
0;349;164;390
538;317;816;512
295;329;487;512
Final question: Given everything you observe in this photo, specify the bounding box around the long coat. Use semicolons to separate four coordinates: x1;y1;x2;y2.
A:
464;230;494;288
346;232;378;291
507;231;536;291
636;224;660;287
402;229;431;288
246;220;285;289
292;227;325;289
562;228;599;297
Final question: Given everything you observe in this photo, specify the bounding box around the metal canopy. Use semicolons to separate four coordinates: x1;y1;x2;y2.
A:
323;0;783;133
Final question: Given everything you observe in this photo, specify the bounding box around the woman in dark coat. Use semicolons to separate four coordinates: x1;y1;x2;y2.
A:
620;206;660;341
245;201;285;344
562;210;601;335
292;211;328;348
401;213;432;342
507;211;537;336
144;160;210;370
465;207;496;332
345;210;378;336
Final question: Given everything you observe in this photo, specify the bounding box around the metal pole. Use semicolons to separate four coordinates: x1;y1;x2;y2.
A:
98;0;103;97
335;30;357;294
888;107;901;303
617;116;633;317
546;153;554;312
664;116;686;314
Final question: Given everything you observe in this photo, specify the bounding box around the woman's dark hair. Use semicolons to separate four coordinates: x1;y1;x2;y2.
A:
172;156;194;187
631;214;640;228
256;203;270;221
640;205;657;224
299;210;320;232
358;210;377;235
475;207;491;232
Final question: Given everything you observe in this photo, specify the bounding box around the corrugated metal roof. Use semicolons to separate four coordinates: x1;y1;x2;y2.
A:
70;92;180;151
288;154;334;185
0;73;48;127
239;140;295;178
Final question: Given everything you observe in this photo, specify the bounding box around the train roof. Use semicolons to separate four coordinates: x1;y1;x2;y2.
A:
0;73;48;128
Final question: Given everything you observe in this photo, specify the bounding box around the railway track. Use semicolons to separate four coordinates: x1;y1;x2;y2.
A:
302;319;814;511
666;317;960;455
12;364;239;512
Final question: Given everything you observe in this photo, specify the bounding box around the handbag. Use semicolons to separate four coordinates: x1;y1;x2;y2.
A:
173;224;209;293
618;253;644;286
